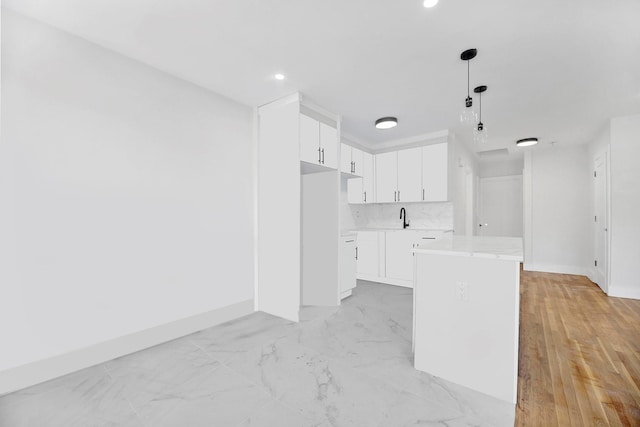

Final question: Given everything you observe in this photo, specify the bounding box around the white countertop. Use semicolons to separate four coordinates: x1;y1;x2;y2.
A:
412;236;523;261
345;228;454;233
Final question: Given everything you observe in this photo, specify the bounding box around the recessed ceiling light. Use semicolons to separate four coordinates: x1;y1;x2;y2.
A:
423;0;439;7
375;117;398;129
516;137;539;147
274;73;285;80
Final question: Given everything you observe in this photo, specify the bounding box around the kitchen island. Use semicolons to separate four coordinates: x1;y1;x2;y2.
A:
412;236;523;406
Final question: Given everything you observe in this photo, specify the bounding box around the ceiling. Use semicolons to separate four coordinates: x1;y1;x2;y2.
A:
4;0;640;154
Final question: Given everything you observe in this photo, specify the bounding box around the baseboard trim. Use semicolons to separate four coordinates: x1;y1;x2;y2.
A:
608;286;640;300
0;299;254;396
356;275;412;288
523;263;589;277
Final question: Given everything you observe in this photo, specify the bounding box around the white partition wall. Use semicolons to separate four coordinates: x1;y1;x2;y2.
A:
257;95;301;321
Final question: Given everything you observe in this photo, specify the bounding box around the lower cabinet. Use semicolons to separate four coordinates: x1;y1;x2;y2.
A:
356;231;379;277
340;234;358;299
357;230;448;288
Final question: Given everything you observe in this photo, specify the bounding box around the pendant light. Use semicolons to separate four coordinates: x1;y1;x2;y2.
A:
459;49;478;124
473;85;488;144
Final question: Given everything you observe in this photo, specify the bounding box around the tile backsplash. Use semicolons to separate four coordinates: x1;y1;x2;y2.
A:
348;201;454;230
340;178;454;231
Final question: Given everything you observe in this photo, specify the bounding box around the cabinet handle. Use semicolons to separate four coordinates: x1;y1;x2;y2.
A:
421;237;436;240
422;188;425;201
351;161;354;173
318;147;321;164
364;191;367;203
398;190;400;201
394;191;397;202
355;246;358;260
321;148;325;164
345;239;355;243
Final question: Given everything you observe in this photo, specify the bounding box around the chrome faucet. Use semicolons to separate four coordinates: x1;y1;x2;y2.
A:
400;207;410;229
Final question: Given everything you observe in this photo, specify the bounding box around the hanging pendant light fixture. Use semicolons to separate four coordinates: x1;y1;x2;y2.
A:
473;85;488;144
459;49;478;124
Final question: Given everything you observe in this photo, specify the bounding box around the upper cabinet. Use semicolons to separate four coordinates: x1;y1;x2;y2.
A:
397;147;422;202
300;114;338;170
347;151;375;204
421;143;448;202
375;148;422;203
375;152;398;203
340;143;364;177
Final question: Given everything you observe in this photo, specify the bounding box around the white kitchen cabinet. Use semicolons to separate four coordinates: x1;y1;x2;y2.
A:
300;114;321;165
356;231;379;276
340;235;357;298
362;152;374;203
347;177;363;203
340;144;364;176
385;230;448;285
347;151;375;204
397;147;422;202
320;122;338;169
385;231;416;282
300;114;337;169
375;152;398;203
422;143;448;201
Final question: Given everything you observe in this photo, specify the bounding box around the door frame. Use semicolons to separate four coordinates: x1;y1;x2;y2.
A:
592;150;611;293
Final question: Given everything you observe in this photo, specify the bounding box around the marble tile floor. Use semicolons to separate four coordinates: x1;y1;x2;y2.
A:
0;281;514;427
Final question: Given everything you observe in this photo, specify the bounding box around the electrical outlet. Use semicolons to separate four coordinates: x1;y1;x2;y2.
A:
456;281;469;302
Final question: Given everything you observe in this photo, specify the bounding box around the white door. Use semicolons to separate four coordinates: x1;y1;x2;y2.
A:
340;237;357;294
385;231;416;282
340;143;352;174
397;148;423;202
356;232;379;276
319;123;338;169
352;147;364;177
477;175;523;237
422;143;448;202
347;177;363;204
362;152;374;203
593;154;608;293
299;114;320;165
376;152;398;203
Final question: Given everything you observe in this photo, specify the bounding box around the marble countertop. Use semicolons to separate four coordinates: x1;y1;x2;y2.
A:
344;228;454;233
412;236;523;261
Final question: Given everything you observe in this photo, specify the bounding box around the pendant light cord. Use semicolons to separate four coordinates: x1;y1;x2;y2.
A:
467;60;470;98
479;91;482;122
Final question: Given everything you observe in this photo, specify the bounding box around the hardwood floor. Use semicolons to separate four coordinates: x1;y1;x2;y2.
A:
516;271;640;426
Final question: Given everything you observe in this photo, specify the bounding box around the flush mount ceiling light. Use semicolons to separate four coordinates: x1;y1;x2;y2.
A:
516;137;539;147
274;73;285;80
375;117;398;129
473;85;488;144
423;0;439;7
459;48;478;124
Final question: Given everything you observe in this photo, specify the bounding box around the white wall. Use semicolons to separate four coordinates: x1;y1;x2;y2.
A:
448;134;479;236
523;145;591;275
479;157;523;178
609;115;640;299
0;10;254;375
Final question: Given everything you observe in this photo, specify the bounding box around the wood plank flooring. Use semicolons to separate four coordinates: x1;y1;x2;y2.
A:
516;271;640;426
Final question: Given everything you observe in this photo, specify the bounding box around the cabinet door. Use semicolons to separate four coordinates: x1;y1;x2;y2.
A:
351;147;364;177
347;177;364;204
385;231;416;282
319;123;338;169
362;152;374;203
375;152;398;203
397;147;422;203
300;114;320;165
356;232;378;276
422;143;448;202
340;237;357;293
340;143;352;174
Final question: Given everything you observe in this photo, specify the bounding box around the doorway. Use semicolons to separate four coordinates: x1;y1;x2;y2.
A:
593;153;608;293
477;175;523;237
